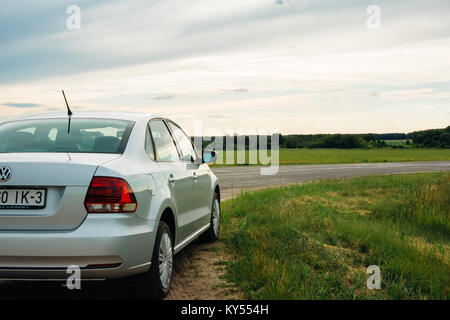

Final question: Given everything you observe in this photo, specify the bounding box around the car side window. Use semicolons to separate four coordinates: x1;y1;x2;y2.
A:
149;120;180;162
145;126;155;160
167;121;197;162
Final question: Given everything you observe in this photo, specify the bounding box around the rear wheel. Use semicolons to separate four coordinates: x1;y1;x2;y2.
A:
200;193;221;243
136;221;173;299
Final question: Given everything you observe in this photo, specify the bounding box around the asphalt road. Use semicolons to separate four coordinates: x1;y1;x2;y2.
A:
0;161;448;299
212;161;450;199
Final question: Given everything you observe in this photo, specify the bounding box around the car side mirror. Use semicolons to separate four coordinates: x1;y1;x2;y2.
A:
202;149;217;164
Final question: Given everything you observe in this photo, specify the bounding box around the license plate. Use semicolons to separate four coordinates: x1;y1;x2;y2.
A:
0;189;47;209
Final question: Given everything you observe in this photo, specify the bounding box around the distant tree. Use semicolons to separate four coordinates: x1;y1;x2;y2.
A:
363;134;376;142
411;126;449;148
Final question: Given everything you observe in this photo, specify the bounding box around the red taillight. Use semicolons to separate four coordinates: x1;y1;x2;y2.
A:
84;177;137;213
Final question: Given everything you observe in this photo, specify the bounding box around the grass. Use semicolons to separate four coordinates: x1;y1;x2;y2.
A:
221;172;450;299
211;148;450;166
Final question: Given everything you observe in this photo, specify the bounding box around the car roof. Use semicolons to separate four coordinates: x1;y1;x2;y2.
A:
4;111;163;123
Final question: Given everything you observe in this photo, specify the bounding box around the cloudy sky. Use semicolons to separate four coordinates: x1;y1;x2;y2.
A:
1;0;449;135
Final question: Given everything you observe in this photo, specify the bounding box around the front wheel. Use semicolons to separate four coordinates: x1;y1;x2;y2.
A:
136;221;173;299
200;193;221;243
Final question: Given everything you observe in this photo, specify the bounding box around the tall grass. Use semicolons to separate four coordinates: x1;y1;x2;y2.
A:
372;175;449;236
221;173;450;299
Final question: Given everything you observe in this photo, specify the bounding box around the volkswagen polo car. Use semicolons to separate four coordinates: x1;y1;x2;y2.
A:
0;112;221;299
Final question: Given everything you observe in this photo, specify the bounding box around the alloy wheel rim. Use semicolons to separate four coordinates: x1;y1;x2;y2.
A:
158;233;173;289
212;199;221;236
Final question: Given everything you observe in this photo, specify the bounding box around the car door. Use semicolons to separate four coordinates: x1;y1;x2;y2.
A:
148;119;196;241
166;121;212;231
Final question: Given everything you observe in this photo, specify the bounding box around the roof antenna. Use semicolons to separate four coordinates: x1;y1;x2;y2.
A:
62;90;73;133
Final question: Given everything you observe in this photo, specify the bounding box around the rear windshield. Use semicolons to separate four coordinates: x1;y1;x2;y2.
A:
0;118;134;154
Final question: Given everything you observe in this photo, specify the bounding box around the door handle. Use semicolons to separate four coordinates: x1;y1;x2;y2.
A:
168;174;176;184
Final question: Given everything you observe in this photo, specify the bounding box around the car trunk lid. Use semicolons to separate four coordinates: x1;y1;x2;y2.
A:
0;153;121;231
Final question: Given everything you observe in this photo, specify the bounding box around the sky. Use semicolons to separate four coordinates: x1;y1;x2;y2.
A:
1;0;449;135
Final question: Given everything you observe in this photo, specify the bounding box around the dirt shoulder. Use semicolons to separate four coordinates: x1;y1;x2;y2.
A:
165;240;243;300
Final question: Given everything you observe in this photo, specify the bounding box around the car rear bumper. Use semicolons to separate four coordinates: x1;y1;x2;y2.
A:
0;214;157;280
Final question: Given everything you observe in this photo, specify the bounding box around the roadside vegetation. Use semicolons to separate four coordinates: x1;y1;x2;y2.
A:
197;126;449;152
212;148;450;166
278;126;449;149
221;172;449;299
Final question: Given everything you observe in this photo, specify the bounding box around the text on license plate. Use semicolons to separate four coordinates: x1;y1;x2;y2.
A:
0;189;47;209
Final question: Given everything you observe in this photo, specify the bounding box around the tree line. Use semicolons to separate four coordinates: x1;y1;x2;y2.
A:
193;126;449;150
411;126;450;148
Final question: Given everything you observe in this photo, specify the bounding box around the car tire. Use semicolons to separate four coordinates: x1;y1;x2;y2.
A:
200;193;221;243
136;221;174;299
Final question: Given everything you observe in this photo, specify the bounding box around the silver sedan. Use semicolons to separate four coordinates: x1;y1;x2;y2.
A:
0;112;221;299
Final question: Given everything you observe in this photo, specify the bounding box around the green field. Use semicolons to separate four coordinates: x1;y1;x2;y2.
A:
212;148;450;166
221;172;449;299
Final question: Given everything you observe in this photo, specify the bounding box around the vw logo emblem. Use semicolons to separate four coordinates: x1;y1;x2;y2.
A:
0;166;12;182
